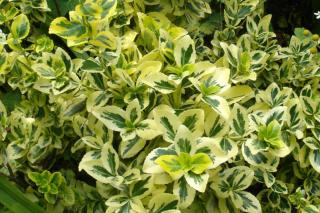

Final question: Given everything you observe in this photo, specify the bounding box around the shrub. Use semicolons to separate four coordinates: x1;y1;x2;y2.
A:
0;0;320;212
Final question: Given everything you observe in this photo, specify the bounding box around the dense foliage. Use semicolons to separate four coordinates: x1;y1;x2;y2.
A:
0;0;320;212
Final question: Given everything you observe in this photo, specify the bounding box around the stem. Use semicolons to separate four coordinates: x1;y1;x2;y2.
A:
53;0;61;17
172;84;182;108
312;78;319;94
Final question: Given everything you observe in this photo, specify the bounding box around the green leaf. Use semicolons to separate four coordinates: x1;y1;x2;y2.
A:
11;14;30;39
61;186;75;206
0;90;21;113
47;0;79;17
258;120;285;149
301;205;319;213
190;153;212;174
0;176;46;213
218;198;240;213
155;154;185;179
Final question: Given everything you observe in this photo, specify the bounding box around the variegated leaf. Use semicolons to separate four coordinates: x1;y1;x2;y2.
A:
204;108;228;137
218;198;240;213
153;105;180;143
11;14;30;39
174;35;196;66
230;104;249;137
179;109;204;139
185;171;209;192
148;193;179;213
174;125;197;154
202;95;230;120
173;177;196;209
120;136;146;159
231;191;261;213
136;119;162;140
129;175;153;199
197;137;238;168
143;146;176;174
309;149;320;173
91;106;127;131
101;143;119;176
242;141;280;172
142;72;177;94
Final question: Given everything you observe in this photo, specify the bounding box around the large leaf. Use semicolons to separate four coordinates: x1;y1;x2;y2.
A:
0;176;46;213
79;159;123;185
179;109;204;139
242;140;280;172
